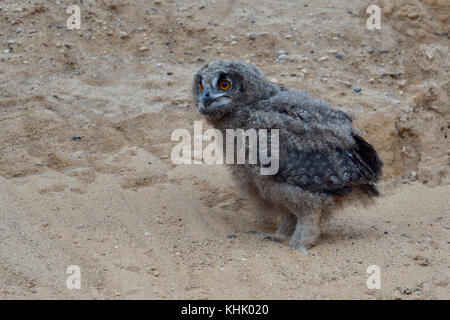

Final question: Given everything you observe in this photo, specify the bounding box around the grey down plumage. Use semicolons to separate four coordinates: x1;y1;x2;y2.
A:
193;59;383;253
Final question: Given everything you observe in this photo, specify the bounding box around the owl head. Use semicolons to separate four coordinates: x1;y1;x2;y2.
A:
193;60;279;120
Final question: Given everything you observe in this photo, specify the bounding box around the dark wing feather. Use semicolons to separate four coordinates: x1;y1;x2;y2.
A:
349;132;383;180
275;133;383;196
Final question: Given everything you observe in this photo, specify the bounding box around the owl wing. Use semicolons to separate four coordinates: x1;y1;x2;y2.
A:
261;90;383;196
275;132;383;196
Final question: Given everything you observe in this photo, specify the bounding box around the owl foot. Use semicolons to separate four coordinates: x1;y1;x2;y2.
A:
262;233;288;243
289;243;309;256
288;211;321;256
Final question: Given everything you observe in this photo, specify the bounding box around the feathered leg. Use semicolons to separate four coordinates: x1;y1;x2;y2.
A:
289;210;321;255
262;213;296;243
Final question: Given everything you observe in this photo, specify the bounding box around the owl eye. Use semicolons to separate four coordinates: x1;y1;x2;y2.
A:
199;81;204;93
219;79;231;91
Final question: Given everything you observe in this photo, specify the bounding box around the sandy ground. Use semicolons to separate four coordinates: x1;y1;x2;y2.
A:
0;0;448;299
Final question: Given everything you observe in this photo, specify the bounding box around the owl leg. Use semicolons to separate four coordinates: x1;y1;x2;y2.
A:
262;213;296;243
289;210;321;255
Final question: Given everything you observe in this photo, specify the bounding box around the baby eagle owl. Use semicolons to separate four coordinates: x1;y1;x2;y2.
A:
193;60;383;253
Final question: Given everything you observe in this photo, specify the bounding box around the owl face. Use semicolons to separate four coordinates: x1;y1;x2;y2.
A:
194;60;279;120
193;62;244;119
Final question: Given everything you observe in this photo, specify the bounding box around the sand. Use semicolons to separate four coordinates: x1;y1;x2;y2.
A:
0;0;448;299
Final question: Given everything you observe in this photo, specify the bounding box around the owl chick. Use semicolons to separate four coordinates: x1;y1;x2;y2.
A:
193;60;383;254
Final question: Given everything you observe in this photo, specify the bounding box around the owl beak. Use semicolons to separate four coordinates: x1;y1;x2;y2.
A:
202;89;225;108
202;88;215;107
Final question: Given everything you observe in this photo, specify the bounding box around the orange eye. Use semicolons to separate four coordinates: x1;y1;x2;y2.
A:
219;80;231;91
199;82;204;92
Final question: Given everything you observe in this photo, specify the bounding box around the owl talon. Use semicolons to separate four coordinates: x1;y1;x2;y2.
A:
262;234;287;243
292;245;309;256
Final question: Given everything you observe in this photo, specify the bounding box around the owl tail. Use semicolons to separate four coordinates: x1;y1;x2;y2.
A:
351;132;383;197
351;132;383;180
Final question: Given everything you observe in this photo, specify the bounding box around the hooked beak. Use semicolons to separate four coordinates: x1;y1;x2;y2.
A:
202;88;225;107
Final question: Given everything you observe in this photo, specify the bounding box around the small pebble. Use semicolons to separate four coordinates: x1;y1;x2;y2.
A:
247;32;257;40
149;268;159;277
398;79;407;88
